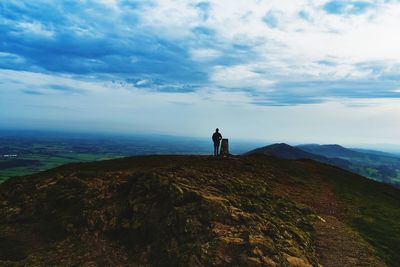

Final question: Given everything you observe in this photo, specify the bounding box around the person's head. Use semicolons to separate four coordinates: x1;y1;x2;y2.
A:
216;128;219;132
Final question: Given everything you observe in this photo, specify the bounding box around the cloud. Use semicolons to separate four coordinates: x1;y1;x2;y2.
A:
211;64;275;90
190;48;221;61
22;90;46;96
194;2;211;20
0;1;206;82
126;78;199;93
0;52;27;70
47;84;85;94
0;69;106;95
252;80;400;106
16;21;55;38
1;0;400;108
262;11;280;28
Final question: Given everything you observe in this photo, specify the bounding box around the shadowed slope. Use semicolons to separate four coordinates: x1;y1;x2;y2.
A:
0;155;399;266
245;143;319;160
245;143;351;170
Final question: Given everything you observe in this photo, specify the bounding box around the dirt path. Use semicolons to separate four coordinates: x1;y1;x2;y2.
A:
311;182;385;267
313;215;385;267
271;175;385;266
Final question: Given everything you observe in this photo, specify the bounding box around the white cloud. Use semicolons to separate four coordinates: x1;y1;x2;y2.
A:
211;65;275;90
0;52;27;65
16;21;54;38
190;48;221;61
0;69;107;94
138;0;400;82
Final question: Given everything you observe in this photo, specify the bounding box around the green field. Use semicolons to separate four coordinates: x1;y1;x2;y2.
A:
0;131;222;182
0;152;121;183
1;158;122;183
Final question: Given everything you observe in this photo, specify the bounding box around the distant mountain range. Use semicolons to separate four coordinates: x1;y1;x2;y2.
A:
246;143;400;188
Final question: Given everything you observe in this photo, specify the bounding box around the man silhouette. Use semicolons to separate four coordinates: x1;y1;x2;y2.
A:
212;128;222;156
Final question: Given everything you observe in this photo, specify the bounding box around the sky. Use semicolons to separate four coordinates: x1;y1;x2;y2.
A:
1;0;400;145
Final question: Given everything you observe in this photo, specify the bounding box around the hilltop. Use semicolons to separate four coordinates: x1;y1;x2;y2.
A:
1;155;399;266
297;144;361;158
245;143;351;170
245;143;318;160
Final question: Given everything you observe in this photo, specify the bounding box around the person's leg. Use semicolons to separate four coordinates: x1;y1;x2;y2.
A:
214;143;220;156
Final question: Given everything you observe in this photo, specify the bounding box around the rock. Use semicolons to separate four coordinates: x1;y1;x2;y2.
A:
286;256;312;267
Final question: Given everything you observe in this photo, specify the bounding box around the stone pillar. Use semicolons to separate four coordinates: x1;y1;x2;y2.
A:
220;139;229;156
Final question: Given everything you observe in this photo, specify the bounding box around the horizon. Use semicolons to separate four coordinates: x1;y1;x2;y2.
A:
2;1;400;144
2;127;400;154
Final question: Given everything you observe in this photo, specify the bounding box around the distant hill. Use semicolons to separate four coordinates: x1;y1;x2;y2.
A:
297;144;400;163
1;155;399;266
297;144;362;158
351;148;400;157
246;143;400;188
245;143;318;160
245;143;351;170
297;144;400;187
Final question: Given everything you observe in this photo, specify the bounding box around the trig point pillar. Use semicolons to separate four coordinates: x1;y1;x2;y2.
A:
220;139;229;156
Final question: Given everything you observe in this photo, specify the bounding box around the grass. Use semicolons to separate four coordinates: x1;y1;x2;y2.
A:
327;169;400;266
0;236;29;261
0;153;122;183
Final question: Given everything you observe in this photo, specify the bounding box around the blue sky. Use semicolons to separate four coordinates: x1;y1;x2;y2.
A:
1;0;400;145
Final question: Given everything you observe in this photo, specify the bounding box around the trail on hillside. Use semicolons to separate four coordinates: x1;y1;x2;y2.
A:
270;162;386;267
314;215;385;267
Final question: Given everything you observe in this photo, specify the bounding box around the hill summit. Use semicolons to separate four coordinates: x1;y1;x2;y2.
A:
245;143;351;170
245;143;317;160
1;155;399;266
297;144;362;158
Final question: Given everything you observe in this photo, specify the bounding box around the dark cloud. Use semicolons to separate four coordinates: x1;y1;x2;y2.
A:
22;90;46;95
250;80;400;106
21;84;84;95
48;84;84;94
0;1;207;84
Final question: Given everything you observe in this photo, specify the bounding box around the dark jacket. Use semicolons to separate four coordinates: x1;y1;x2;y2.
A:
212;132;222;143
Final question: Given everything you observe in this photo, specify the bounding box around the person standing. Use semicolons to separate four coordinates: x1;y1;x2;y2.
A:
212;128;222;156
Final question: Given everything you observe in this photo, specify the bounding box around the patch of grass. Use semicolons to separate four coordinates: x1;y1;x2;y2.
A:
0;153;122;183
327;169;400;266
0;236;29;261
352;216;399;265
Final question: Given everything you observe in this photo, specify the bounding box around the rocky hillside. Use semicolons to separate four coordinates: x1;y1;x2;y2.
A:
1;155;399;266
